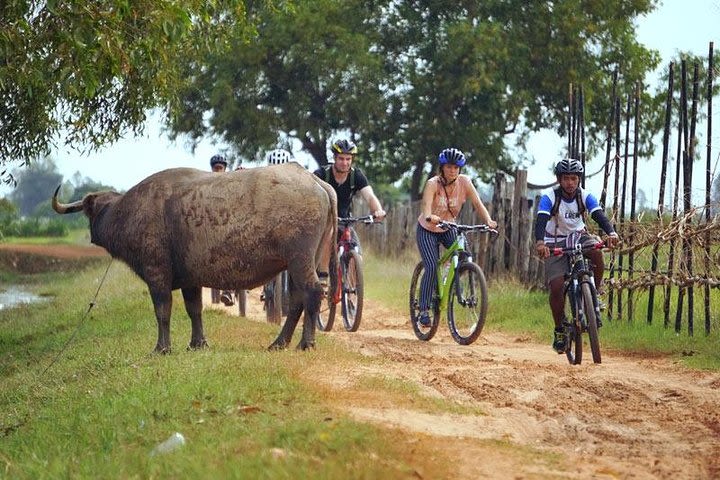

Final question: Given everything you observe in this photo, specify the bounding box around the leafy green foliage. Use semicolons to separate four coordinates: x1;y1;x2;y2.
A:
168;0;663;198
0;0;261;183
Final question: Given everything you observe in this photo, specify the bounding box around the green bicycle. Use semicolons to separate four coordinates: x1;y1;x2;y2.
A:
409;221;497;345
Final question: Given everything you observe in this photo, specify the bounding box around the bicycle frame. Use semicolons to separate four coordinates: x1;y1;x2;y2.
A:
331;215;373;303
553;241;604;326
434;233;470;314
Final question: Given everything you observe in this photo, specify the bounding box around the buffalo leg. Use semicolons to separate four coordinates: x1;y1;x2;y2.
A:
297;285;322;350
268;285;304;350
182;286;208;350
150;289;173;354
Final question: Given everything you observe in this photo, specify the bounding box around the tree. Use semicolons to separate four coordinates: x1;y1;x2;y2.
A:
168;0;385;167
8;157;64;216
0;0;264;185
168;0;662;198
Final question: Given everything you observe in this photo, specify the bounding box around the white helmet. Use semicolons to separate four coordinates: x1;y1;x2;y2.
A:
267;149;292;165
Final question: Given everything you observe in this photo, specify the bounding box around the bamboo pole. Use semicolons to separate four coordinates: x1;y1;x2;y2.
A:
568;84;575;157
648;62;674;324
608;96;622;321
704;42;714;335
628;84;641;320
616;93;632;320
601;70;619;208
580;85;587;188
684;62;700;336
673;60;688;333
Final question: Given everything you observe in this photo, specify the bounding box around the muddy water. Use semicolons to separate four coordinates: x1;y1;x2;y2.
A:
0;285;49;310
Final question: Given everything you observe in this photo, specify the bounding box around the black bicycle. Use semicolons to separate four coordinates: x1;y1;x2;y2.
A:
551;235;606;365
317;214;376;332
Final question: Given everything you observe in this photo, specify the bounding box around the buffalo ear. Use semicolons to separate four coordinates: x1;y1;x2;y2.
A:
82;193;100;218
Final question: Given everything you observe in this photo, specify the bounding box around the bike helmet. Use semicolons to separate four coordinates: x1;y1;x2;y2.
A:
330;139;358;155
267;149;292;165
554;157;584;176
210;154;227;168
438;148;466;167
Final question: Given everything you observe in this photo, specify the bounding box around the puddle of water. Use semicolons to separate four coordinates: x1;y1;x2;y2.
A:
0;285;50;310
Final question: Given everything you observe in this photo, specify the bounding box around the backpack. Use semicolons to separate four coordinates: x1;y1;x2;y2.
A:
321;164;355;192
550;187;586;218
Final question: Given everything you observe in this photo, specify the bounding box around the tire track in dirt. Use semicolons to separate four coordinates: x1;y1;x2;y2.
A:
317;300;720;479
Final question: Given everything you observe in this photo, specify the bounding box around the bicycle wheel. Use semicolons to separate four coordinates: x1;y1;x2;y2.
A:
409;262;440;341
447;262;488;345
564;287;582;365
341;250;364;332
264;274;283;325
237;289;247;317
317;265;339;331
581;280;601;364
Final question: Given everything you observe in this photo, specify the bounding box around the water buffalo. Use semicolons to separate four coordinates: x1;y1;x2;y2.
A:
52;163;337;352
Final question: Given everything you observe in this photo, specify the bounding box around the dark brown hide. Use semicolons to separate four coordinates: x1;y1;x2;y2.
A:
53;163;338;352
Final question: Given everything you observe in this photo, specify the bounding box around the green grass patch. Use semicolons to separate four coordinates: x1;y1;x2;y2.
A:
0;261;434;479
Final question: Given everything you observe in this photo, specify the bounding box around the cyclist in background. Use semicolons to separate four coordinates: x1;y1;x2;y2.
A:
209;154;236;307
313;139;386;287
416;147;497;326
267;148;292;166
534;157;620;354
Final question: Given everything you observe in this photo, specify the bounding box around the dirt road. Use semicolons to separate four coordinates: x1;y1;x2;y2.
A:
207;291;720;479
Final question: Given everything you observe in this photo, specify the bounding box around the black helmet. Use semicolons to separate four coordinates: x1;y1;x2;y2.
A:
330;139;357;155
210;154;227;167
438;147;466;167
554;158;583;176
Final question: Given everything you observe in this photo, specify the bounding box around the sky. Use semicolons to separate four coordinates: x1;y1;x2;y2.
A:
4;0;720;200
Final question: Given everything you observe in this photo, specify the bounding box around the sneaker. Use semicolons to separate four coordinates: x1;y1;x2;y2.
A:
552;328;567;354
418;311;431;327
220;291;234;307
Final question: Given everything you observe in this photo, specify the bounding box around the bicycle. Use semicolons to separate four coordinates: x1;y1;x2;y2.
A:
409;221;497;345
261;271;289;325
550;234;606;365
317;214;376;332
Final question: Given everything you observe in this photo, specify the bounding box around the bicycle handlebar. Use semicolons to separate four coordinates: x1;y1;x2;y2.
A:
551;241;605;257
337;214;377;225
437;221;498;235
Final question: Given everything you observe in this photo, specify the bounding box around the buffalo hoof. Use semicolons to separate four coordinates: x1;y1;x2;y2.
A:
296;340;316;351
267;341;289;351
188;338;209;350
153;345;171;355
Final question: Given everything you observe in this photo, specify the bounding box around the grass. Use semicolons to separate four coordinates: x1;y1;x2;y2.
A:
0;262;446;479
1;228;91;245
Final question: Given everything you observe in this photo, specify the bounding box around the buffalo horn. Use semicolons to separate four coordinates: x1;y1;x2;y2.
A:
52;185;84;214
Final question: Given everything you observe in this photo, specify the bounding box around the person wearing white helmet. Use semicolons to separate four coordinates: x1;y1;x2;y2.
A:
209;153;235;307
266;148;292;165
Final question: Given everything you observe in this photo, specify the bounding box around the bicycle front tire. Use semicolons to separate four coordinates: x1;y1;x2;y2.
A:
564;285;582;365
341;250;364;332
447;262;488;345
409;262;440;341
581;280;601;364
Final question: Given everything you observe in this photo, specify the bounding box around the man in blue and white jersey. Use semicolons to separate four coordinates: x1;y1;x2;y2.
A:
534;158;620;354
